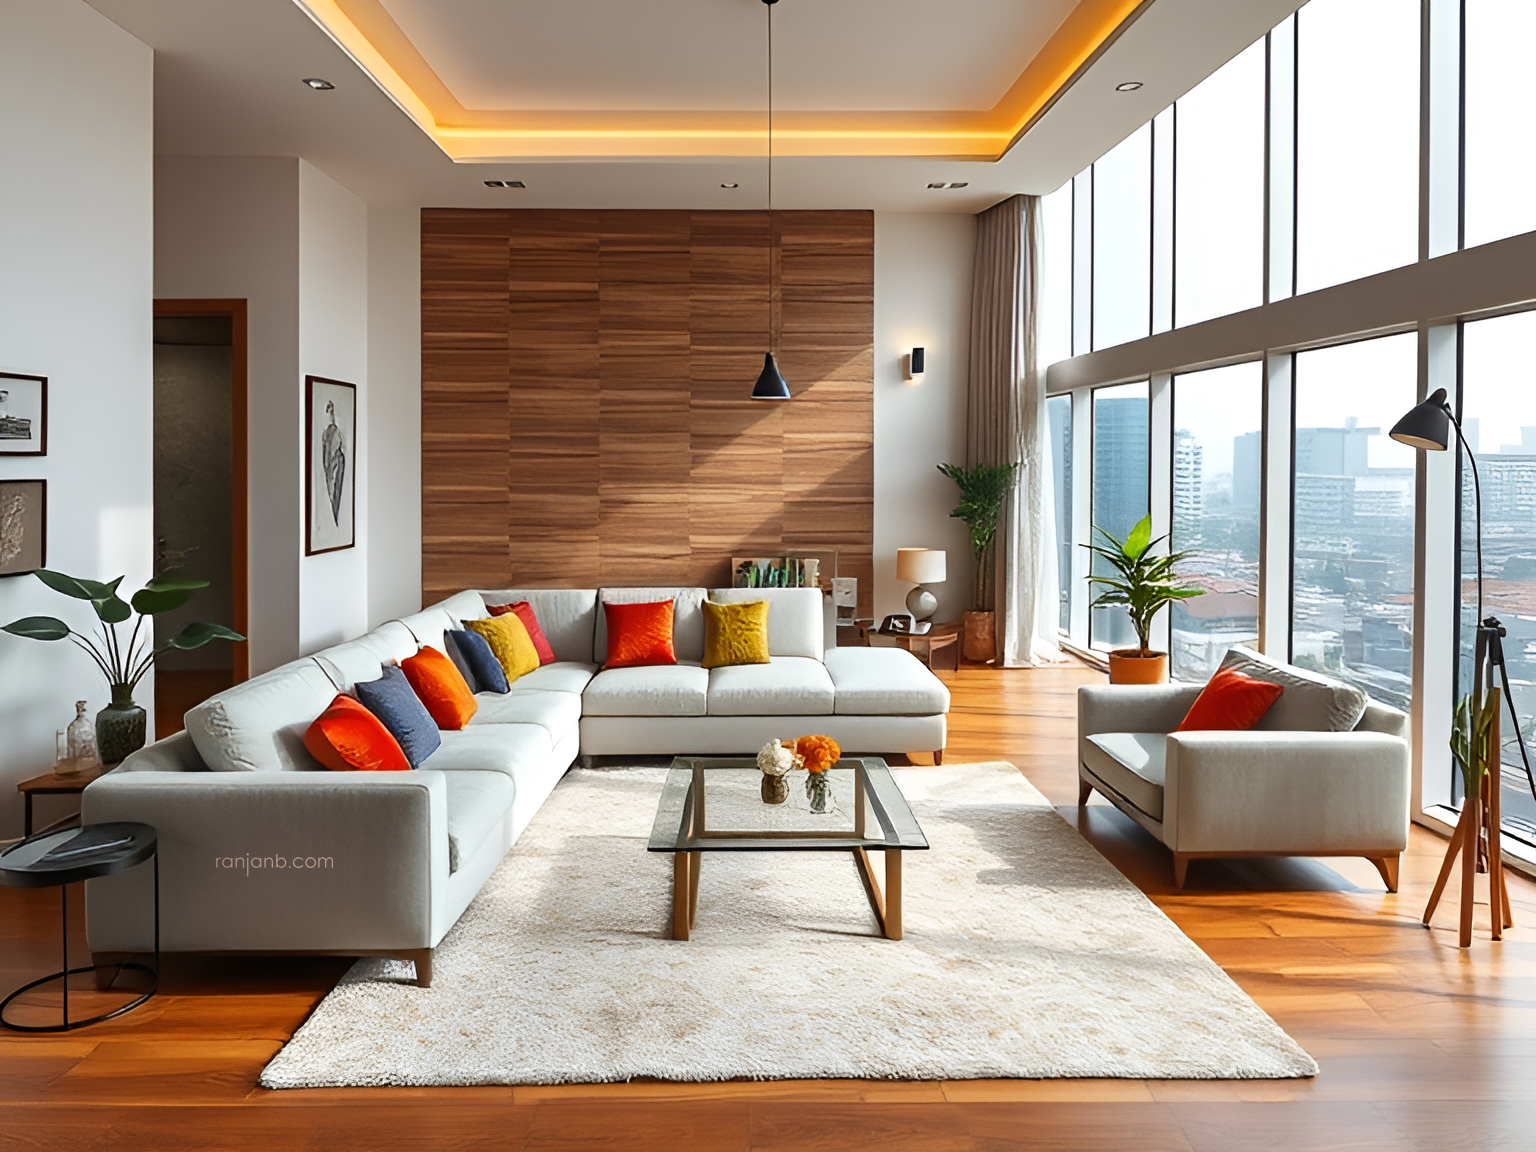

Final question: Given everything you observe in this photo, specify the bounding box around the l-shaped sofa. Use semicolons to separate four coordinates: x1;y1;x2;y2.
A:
82;586;949;985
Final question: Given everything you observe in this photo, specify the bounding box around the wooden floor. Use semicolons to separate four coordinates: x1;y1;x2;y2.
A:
4;660;1533;1150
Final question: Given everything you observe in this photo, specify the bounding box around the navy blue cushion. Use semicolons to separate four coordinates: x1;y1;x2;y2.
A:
442;630;481;694
449;626;509;693
354;665;441;767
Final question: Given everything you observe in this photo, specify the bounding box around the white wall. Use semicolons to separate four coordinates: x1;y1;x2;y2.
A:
155;156;302;674
0;0;153;835
872;213;977;628
298;162;370;651
365;206;423;627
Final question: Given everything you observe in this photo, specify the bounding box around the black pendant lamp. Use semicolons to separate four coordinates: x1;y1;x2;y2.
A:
751;0;791;401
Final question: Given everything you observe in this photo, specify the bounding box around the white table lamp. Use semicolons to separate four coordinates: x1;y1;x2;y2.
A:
896;548;946;622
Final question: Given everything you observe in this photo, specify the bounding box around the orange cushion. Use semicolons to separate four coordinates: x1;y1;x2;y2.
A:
603;599;677;668
304;694;411;771
489;601;557;665
1176;667;1284;732
401;645;479;730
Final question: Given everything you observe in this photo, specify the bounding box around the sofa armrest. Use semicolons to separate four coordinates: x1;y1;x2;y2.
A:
1077;683;1203;741
82;769;448;954
1162;730;1409;854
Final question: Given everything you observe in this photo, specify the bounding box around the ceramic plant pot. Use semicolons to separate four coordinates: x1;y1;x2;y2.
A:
1108;650;1169;685
96;685;147;765
962;611;996;663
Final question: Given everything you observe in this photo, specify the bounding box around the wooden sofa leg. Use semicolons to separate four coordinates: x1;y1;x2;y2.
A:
403;948;433;988
933;749;944;766
91;952;132;991
1369;855;1400;893
1078;779;1093;806
1172;854;1190;891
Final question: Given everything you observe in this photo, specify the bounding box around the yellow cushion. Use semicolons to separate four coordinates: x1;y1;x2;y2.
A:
701;599;771;669
465;614;540;683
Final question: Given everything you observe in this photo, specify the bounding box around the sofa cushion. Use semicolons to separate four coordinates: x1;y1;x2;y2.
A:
1176;667;1284;732
466;614;541;683
508;661;597;694
1084;733;1166;821
186;659;339;772
601;599;678;668
823;646;950;715
595;587;706;663
1220;646;1368;732
446;628;508;694
401;646;479;730
701;598;770;669
354;665;442;768
582;663;709;717
707;657;835;716
440;769;515;874
470;690;583;741
480;589;597;664
708;588;823;659
489;601;558;665
432;724;554;777
302;694;410;772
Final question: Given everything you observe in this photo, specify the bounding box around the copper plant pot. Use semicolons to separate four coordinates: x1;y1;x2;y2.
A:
1108;649;1169;685
962;611;996;663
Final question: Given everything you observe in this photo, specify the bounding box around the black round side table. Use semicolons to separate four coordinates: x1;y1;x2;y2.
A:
0;821;159;1032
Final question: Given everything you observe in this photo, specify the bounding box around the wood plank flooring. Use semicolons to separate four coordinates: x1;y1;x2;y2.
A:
4;660;1533;1150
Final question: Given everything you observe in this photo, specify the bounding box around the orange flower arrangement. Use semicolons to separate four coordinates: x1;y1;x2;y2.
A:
791;734;841;775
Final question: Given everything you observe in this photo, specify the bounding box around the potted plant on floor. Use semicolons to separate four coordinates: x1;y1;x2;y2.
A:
1084;515;1203;684
938;461;1018;663
2;569;244;763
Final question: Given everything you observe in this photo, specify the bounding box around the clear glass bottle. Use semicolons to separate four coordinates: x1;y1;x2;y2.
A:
66;700;99;769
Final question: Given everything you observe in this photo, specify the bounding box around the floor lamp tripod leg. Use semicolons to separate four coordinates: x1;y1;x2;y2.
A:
1423;807;1469;927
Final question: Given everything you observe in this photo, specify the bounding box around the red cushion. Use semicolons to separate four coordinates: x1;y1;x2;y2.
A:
603;599;677;668
489;601;557;665
304;694;411;771
1175;667;1285;732
400;645;479;730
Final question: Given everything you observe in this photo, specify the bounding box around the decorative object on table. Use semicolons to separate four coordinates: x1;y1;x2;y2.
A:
0;478;46;576
896;548;946;623
831;576;858;625
1083;514;1203;685
878;612;914;636
793;734;842;813
57;701;100;775
0;372;46;456
748;0;791;402
732;555;821;589
1;569;244;764
938;461;1018;662
304;375;356;555
756;738;797;804
0;822;158;1032
1391;387;1529;945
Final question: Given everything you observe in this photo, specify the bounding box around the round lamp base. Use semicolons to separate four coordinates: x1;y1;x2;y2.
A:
905;585;938;622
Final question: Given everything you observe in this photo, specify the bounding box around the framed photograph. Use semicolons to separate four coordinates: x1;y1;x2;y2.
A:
0;372;46;456
0;479;46;576
305;376;356;555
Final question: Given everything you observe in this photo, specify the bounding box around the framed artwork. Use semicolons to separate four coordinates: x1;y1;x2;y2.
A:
0;479;46;576
0;372;46;456
305;376;356;555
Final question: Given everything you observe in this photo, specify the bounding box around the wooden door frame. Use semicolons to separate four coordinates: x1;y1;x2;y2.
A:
153;299;249;684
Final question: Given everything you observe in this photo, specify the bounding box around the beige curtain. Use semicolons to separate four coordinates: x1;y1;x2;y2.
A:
966;195;1062;667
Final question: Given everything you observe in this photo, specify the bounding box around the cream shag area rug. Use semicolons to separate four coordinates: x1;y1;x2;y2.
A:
260;763;1317;1087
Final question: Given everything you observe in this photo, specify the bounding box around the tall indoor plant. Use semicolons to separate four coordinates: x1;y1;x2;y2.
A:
938;461;1018;663
1084;515;1203;683
3;569;244;763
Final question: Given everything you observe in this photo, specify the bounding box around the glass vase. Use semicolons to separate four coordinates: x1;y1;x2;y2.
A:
66;699;100;769
96;684;147;765
805;771;834;815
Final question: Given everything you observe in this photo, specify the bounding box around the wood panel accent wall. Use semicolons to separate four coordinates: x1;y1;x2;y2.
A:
421;209;874;613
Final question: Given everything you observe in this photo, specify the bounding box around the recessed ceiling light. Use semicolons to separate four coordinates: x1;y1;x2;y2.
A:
721;182;739;189
483;180;525;189
1115;81;1144;92
303;78;335;91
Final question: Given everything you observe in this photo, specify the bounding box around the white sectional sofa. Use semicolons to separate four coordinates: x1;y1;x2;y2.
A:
82;586;948;985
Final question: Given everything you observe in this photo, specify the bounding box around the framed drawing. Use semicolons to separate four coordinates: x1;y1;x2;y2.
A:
0;372;46;456
0;479;46;576
305;376;356;555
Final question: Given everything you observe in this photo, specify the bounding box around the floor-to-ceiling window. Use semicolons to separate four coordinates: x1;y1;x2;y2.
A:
1090;382;1149;649
1047;394;1073;632
1091;126;1152;350
1463;0;1536;249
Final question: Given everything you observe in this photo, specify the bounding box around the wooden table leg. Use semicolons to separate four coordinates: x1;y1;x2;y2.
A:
672;852;691;941
885;849;903;940
688;851;701;931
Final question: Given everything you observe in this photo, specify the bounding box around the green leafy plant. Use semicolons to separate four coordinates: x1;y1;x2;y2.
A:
2;569;244;697
1083;515;1204;655
938;461;1019;611
1450;688;1500;801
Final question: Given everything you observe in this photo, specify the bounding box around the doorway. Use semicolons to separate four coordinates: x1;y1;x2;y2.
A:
152;300;248;738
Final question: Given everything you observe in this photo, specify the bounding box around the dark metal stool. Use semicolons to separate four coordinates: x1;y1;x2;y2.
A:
0;821;158;1032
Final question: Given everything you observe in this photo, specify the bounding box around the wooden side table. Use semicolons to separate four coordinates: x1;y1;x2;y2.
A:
17;766;108;838
886;621;963;670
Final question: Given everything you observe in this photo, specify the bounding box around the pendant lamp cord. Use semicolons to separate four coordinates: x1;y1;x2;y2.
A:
766;0;775;356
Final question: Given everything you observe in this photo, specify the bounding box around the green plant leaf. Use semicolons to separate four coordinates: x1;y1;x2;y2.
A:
131;586;195;616
93;595;133;624
2;616;71;640
168;621;246;650
33;569;109;600
1123;515;1153;560
143;576;210;593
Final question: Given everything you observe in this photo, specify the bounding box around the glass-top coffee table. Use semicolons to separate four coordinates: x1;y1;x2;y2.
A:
647;756;928;941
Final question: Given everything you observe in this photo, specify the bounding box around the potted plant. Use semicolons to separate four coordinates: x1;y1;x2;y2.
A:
1083;515;1203;684
2;569;244;763
938;461;1018;662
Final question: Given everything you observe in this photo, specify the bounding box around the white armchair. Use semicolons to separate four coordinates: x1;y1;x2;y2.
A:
1076;660;1410;891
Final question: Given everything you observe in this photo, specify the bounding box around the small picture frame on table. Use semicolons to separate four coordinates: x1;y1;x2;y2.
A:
0;372;47;456
0;479;46;576
305;376;356;556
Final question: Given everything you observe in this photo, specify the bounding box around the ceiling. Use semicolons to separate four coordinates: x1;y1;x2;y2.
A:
85;0;1305;212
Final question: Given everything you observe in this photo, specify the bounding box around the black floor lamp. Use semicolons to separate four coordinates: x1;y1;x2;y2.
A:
1390;387;1534;943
